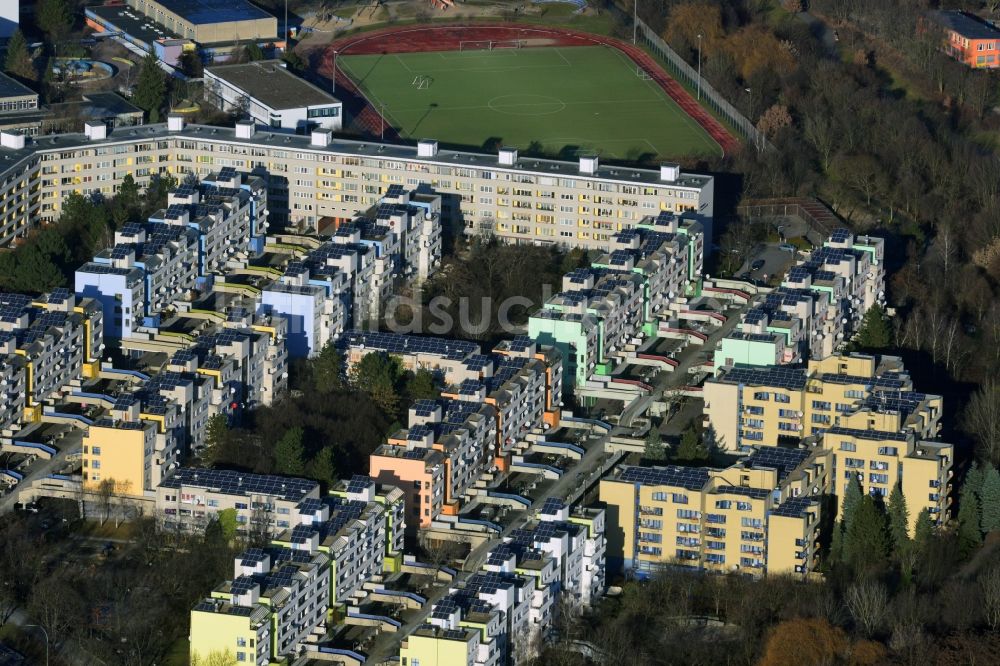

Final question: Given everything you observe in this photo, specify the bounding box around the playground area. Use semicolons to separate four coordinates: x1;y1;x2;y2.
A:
339;43;722;159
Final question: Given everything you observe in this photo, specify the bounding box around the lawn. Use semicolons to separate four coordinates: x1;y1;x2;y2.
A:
339;45;722;160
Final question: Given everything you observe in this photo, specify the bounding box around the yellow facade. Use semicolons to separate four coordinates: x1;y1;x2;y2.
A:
600;448;828;578
82;423;153;496
826;427;952;536
705;354;943;452
189;604;268;665
400;627;478;666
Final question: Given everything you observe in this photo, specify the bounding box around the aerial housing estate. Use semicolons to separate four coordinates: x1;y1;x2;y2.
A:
0;118;713;250
339;331;562;529
529;212;704;389
717;229;884;367
188;474;405;664
401;499;605;665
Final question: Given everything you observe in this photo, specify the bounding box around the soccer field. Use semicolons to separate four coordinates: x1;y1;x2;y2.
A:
338;45;722;160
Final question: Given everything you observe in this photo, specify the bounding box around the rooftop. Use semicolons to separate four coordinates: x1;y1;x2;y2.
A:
0;73;37;103
928;10;1000;39
206;60;340;110
1;122;713;191
159;467;318;502
159;0;273;25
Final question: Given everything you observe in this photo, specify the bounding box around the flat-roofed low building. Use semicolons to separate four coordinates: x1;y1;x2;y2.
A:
205;60;342;132
0;73;38;117
156;467;320;533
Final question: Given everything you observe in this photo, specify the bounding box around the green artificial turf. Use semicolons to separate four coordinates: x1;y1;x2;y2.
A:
339;45;721;160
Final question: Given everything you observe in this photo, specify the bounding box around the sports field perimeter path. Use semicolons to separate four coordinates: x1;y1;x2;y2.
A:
322;24;739;156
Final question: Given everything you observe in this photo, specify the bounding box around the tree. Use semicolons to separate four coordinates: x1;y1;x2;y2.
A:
842;476;863;531
966;382;1000;466
913;508;934;554
887;482;910;551
282;50;305;74
846;581;888;638
759;617;847;666
36;0;72;43
645;427;667;461
958;480;983;556
246;43;265;61
980;465;1000;534
674;425;709;462
844;495;889;568
851;304;892;350
133;52;167;123
97;477;116;525
215;508;238;542
349;352;402;415
203;413;230;464
311;342;344;394
981;566;1000;631
178;51;203;78
274;426;306;476
756;104;793;138
191;649;237;666
3;30;35;81
405;369;438;402
306;446;337;488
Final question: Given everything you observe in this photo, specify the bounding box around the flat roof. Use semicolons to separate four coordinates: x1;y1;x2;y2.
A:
206;60;340;110
158;0;273;25
3;122;713;191
928;10;1000;39
88;5;182;46
0;72;38;102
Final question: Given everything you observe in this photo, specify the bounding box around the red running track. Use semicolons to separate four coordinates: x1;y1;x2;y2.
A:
320;24;740;155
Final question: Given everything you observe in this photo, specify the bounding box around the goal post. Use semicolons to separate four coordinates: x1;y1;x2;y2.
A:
459;40;492;51
459;39;523;51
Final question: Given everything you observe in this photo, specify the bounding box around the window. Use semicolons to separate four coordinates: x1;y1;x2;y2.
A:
715;500;732;509
91;460;101;469
671;493;688;504
236;638;246;647
844;457;865;469
92;446;101;455
774;393;791;404
753;392;770;401
839;441;856;452
812;400;831;411
745;406;764;415
236;652;246;662
706;513;727;524
869;473;889;485
677;509;701;520
235;502;248;509
877;446;898;456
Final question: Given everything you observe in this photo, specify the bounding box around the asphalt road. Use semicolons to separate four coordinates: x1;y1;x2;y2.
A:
0;429;84;515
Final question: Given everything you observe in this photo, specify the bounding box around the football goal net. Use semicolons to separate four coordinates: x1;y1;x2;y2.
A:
411;75;433;89
459;39;523;51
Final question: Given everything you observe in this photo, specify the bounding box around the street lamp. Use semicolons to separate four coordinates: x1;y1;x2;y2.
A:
24;624;49;666
380;104;386;142
696;34;703;101
633;0;638;45
331;49;338;95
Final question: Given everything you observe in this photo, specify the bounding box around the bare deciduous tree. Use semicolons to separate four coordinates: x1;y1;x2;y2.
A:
980;566;1000;630
846;581;888;638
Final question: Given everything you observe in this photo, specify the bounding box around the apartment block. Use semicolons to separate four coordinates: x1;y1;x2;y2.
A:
529;214;703;387
75;168;268;338
719;230;885;367
356;332;562;527
273;475;405;606
704;353;943;452
405;500;605;665
0;118;711;249
821;425;953;535
82;391;183;495
600;446;829;577
260;188;441;356
156;468;320;533
0;289;104;434
190;545;329;664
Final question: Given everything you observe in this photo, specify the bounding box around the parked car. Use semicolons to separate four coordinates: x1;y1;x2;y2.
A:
779;243;797;253
750;259;765;271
